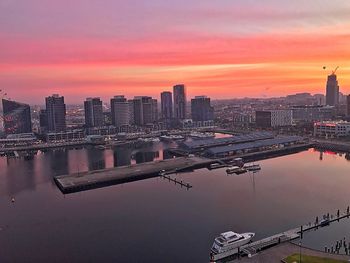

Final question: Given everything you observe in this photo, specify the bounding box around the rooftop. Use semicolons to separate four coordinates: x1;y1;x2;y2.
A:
206;136;303;155
181;131;274;150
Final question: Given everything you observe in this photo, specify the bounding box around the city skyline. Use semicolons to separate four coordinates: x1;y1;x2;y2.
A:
1;1;350;103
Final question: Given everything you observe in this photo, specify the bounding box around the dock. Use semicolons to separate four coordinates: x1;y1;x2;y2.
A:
54;143;315;194
54;156;213;194
211;208;350;262
160;175;193;189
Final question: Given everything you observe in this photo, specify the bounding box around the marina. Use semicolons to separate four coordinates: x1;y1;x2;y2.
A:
54;142;312;194
2;141;350;262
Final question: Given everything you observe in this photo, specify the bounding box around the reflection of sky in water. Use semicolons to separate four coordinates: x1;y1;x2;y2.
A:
0;147;350;262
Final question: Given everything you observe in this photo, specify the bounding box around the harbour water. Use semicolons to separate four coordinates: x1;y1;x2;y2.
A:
1;142;350;262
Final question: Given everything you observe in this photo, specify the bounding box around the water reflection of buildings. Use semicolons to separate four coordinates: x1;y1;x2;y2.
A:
2;159;36;197
134;151;160;164
50;149;69;176
113;147;132;167
87;148;106;171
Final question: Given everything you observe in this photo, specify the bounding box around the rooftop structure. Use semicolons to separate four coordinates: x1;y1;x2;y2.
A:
205;136;303;158
180;131;274;151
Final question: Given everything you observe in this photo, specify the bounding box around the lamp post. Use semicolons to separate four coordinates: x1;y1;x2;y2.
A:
299;225;303;263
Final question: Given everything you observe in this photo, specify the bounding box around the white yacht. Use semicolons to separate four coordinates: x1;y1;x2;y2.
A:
211;231;255;259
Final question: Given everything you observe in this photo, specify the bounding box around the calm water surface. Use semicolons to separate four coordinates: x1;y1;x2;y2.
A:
1;142;350;262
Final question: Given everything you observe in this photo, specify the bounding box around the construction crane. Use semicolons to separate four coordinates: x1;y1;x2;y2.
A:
332;66;339;75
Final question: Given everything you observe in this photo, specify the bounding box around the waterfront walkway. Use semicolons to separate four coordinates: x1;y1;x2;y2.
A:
211;209;350;262
235;242;349;263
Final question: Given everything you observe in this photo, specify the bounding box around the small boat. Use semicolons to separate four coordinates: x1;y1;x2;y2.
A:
235;168;247;175
226;166;241;174
209;163;226;170
11;197;15;203
210;231;255;261
244;164;261;172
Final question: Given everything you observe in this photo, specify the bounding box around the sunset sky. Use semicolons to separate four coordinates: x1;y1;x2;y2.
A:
1;0;350;104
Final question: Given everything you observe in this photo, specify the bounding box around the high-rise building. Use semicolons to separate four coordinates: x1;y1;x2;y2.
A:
132;96;158;126
347;95;350;117
173;84;186;119
191;96;214;122
326;73;339;106
45;94;66;132
84;97;104;127
128;99;135;125
110;96;130;127
39;109;48;134
161;91;173;120
2;99;32;135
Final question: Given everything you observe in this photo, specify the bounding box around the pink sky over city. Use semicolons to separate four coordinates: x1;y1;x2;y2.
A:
1;0;350;103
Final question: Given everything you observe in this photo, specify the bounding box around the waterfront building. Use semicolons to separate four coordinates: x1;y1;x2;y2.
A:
0;133;37;146
45;94;66;132
191;96;214;122
161;91;173;120
46;129;85;142
255;110;292;128
205;136;303;158
131;96;158;126
347;95;350;117
180;119;214;129
85;126;117;136
110;95;130;127
314;121;350;138
84;97;104;128
326;73;340;106
2;99;32;135
180;131;274;152
173;84;186;119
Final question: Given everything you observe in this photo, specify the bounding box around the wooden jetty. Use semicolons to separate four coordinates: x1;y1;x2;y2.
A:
160;174;193;189
211;208;350;262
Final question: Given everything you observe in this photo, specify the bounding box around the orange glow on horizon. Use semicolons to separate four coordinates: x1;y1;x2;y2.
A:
1;25;350;103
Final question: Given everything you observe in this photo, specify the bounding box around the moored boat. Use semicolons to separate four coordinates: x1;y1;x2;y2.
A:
210;231;255;261
244;163;261;172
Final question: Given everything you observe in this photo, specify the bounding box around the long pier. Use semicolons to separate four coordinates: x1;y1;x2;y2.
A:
211;208;350;262
54;156;213;194
54;143;314;194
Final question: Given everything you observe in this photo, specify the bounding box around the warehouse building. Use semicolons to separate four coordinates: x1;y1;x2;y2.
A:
180;131;274;152
205;136;303;158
